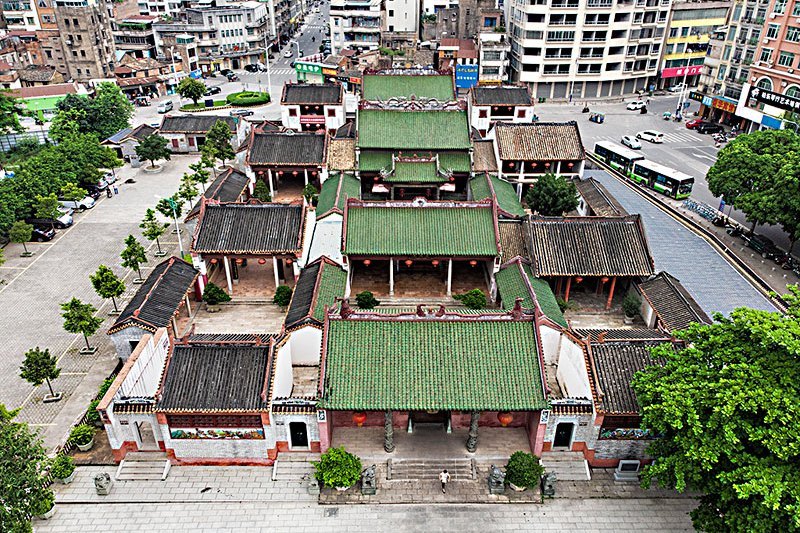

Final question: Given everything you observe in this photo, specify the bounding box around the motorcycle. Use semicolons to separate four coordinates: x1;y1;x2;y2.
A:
726;225;745;238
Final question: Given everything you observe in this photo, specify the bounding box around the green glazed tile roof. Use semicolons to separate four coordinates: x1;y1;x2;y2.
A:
495;262;567;328
385;161;445;183
320;318;548;411
317;173;361;218
357;110;471;150
312;262;348;322
344;203;500;257
359;150;471;173
469;175;526;218
362;74;455;101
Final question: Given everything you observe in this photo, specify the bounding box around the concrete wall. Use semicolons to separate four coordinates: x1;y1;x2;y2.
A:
288;325;323;365
592;438;650;461
271;342;294;399
109;326;147;362
542;412;595;451
556;336;592;399
272;412;321;451
162;422;274;464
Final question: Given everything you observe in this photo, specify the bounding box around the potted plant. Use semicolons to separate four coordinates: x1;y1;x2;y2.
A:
312;446;362;491
505;451;545;492
202;282;231;312
355;290;380;309
622;293;641;325
454;288;487;310
33;491;56;520
69;424;95;452
50;454;76;484
273;285;293;310
85;399;102;427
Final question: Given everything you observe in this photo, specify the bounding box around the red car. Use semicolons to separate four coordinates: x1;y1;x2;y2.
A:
686;119;704;129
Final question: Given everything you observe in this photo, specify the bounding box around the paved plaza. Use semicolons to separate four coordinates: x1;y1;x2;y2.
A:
0;157;194;450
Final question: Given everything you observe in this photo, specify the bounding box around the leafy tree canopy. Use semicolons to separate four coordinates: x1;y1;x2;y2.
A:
206;120;235;165
632;287;800;532
90;264;126;301
55;83;133;139
9;220;33;244
60;298;102;340
34;193;61;220
19;347;60;389
524;173;579;216
135;134;171;169
121;234;148;277
177;77;207;106
252;180;271;202
0;90;25;135
60;182;88;201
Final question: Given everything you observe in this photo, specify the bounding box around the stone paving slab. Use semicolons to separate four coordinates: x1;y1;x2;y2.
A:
34;499;696;532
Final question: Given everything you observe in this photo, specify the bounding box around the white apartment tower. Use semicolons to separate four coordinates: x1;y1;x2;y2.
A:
507;0;672;100
329;0;381;53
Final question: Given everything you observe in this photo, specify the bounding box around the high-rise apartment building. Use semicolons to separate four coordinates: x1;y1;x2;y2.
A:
54;0;117;80
329;0;381;53
507;0;671;100
382;0;420;49
1;0;43;30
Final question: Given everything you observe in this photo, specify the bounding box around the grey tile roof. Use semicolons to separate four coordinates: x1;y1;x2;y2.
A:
638;272;712;332
192;202;305;254
186;168;250;221
573;177;628;217
104;128;133;144
525;215;655;277
472;141;498;173
573;328;672;342
108;257;198;334
499;220;527;260
157;344;271;411
131;124;157;141
18;65;58;82
495;122;585;161
186;333;279;344
247;131;326;165
471;86;531;106
159;115;237;133
281;83;342;104
589;340;672;414
284;260;322;329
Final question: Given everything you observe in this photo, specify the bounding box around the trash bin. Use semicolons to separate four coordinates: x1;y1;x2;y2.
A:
205;99;214;108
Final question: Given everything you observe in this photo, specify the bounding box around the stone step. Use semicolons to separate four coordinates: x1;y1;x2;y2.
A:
115;453;171;481
122;452;169;462
272;453;319;481
540;452;591;481
388;459;475;481
376;297;464;307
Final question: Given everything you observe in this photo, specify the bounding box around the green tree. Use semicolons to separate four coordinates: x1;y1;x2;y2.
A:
706;130;800;232
60;298;103;352
121;235;148;280
0;247;5;268
60;182;88;202
139;208;168;255
55;83;133;139
178;173;199;210
302;183;319;205
90;264;126;313
252;180;272;202
156;196;183;220
773;151;800;252
177;77;207;106
206;120;235;166
135;134;171;169
0;404;53;532
0;90;25;134
34;193;61;231
9;220;33;255
524;173;579;216
48;108;85;144
632;287;800;533
19;347;61;399
200;142;218;177
188;159;211;193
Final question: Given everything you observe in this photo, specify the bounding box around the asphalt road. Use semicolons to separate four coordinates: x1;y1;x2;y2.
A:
536;95;794;252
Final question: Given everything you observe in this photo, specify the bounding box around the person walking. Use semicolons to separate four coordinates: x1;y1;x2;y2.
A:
113;184;119;195
439;469;450;494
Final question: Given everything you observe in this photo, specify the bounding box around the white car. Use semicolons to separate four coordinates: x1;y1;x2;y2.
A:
626;101;646;111
59;196;96;211
621;135;642;150
637;130;664;143
157;101;174;113
283;49;293;58
668;83;687;93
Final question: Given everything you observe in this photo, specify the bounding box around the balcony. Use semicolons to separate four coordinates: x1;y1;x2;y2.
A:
579;53;604;58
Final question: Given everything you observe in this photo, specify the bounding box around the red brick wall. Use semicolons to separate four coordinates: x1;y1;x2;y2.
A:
112;441;140;462
331;410;386;427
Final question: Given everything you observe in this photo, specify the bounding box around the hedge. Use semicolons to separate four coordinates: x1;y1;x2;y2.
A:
226;91;271;106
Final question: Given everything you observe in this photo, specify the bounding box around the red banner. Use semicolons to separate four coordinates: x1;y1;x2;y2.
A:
661;65;703;79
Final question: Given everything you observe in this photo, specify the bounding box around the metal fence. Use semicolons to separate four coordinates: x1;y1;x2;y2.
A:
0;130;50;153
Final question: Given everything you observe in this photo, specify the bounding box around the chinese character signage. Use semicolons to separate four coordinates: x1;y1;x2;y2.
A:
660;65;703;79
455;64;479;89
711;98;736;113
748;86;800;113
294;62;323;75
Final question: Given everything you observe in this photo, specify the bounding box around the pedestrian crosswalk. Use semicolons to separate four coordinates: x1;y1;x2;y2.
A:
269;68;294;75
596;131;704;144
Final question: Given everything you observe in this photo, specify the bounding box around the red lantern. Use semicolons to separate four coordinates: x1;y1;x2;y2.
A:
311;170;317;176
532;162;538;167
258;258;267;265
353;411;367;427
469;260;478;267
258;170;264;175
545;162;551;168
575;276;584;284
278;170;284;175
449;176;455;182
601;276;609;283
374;176;379;182
404;259;413;267
210;258;218;264
363;259;371;267
568;162;574;169
509;162;515;168
292;171;298;176
498;411;513;427
235;258;244;265
286;258;293;264
432;260;440;267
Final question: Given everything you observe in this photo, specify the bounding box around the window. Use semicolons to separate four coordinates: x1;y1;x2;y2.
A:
787;26;800;42
171;139;179;148
774;0;787;13
388;9;393;15
759;48;773;63
80;50;85;57
188;137;195;147
779;51;795;67
756;77;773;90
516;108;526;118
793;1;800;16
787;85;800;98
717;65;727;80
478;109;488;118
767;24;780;39
327;108;335;117
288;108;298;117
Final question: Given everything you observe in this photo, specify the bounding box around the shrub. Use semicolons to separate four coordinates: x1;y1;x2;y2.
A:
85;399;101;425
202;282;231;306
455;288;487;310
225;91;270;106
97;377;114;399
32;491;55;516
622;292;641;318
556;297;578;313
312;446;362;488
302;183;319;205
505;451;544;488
355;291;380;309
69;424;95;446
50;454;75;479
274;285;293;307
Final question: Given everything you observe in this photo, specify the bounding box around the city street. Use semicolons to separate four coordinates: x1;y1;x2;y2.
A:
536;94;794;251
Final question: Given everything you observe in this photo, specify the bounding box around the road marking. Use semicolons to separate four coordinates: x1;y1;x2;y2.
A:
693;151;718;162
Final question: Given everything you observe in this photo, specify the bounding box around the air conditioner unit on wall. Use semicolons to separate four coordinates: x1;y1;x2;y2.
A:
770;12;778;18
789;68;795;73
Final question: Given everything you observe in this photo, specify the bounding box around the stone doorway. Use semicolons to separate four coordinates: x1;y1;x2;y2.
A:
289;422;309;449
136;421;159;451
410;410;450;431
553;422;574;449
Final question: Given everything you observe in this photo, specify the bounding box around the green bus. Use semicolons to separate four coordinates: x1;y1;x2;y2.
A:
593;141;645;178
631;159;694;199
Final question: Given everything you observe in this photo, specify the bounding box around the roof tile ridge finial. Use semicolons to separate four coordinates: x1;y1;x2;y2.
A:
510;297;524;319
336;297;352;318
435;304;446;317
416;304;426;317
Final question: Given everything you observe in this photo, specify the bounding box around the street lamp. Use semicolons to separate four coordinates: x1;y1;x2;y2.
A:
169;46;178;94
155;194;184;257
291;39;301;58
263;30;273;95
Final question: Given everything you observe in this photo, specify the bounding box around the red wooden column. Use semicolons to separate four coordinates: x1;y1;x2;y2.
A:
564;277;572;302
605;276;617;310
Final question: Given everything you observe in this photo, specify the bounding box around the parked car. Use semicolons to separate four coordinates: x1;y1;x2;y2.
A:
696;122;724;134
83;185;104;199
685;118;705;129
94;177;109;190
244;64;260;73
283;49;294;58
59;196;96;211
226;72;239;81
204;85;221;96
637;130;664;143
230;109;254;117
219;69;233;76
626;101;646;111
157;101;174;113
100;169;116;184
26;210;73;229
31;226;56;242
745;234;782;259
621;135;642;150
668;83;687;93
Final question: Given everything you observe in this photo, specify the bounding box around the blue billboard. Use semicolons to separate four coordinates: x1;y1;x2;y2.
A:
455;64;479;90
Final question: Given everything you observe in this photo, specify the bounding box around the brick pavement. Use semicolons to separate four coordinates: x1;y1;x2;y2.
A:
0;157;197;451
